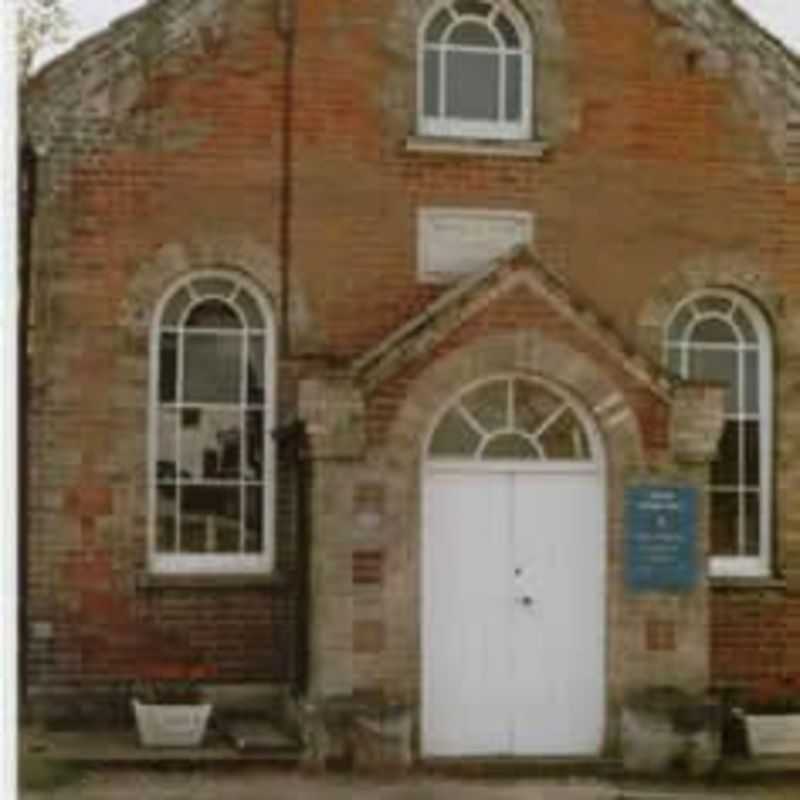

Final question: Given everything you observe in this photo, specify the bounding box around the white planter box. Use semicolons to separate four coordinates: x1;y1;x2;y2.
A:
132;699;212;748
746;714;800;756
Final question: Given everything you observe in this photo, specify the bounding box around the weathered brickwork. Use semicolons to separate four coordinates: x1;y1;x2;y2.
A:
22;0;800;748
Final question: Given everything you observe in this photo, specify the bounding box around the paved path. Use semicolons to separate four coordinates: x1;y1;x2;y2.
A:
19;770;800;800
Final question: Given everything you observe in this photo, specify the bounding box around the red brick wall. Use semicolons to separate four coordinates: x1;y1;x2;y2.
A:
25;0;799;693
711;588;795;702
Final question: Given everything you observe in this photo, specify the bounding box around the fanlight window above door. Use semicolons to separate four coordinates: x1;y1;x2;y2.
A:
428;378;593;461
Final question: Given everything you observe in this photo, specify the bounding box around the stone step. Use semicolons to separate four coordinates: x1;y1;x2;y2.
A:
420;757;623;780
24;727;303;766
215;715;302;753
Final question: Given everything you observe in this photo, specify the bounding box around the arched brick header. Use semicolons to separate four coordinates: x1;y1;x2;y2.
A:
636;253;783;364
366;330;644;699
384;330;644;472
122;236;324;352
124;236;282;331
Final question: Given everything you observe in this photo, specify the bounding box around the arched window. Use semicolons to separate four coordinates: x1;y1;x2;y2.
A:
665;291;773;576
419;0;533;140
428;377;596;463
149;273;275;574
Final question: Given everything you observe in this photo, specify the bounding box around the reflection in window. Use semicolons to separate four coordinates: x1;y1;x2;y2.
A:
665;291;771;574
152;273;273;571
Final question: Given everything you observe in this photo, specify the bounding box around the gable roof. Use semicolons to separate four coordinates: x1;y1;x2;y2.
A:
24;0;800;143
352;247;675;401
651;0;800;164
24;0;229;147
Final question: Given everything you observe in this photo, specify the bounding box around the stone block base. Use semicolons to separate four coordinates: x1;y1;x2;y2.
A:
621;687;721;776
295;695;413;773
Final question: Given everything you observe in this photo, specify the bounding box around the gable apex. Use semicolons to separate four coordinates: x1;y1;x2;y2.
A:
353;247;674;400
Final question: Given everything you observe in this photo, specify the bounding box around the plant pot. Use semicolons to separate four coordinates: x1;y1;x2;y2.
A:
745;713;800;756
132;699;212;748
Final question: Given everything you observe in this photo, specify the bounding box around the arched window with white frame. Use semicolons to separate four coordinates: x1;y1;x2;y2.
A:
419;0;533;140
665;290;773;577
148;272;275;574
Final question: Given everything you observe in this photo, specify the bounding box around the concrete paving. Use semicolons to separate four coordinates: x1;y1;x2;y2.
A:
18;770;800;800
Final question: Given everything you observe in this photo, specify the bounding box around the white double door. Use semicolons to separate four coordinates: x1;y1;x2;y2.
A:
422;467;606;757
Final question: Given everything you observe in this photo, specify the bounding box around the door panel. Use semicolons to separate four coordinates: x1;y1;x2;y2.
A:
510;473;605;755
423;472;513;755
423;468;605;757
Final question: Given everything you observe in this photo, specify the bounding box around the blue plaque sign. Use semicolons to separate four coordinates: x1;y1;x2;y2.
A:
625;485;697;592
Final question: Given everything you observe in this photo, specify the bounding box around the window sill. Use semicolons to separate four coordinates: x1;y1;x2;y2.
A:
405;135;549;159
137;572;289;590
710;576;786;591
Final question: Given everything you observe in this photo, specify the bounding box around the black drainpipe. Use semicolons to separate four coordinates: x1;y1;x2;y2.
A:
273;0;309;696
275;0;296;359
18;136;38;710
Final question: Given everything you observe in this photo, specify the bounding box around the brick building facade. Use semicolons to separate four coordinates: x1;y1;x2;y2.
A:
21;0;800;765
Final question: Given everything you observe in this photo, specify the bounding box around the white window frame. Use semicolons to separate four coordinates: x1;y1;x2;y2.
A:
418;0;533;141
665;290;772;578
147;271;276;575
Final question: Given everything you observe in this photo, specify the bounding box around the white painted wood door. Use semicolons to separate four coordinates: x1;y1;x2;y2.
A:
422;468;605;757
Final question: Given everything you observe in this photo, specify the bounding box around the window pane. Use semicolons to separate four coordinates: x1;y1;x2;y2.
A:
248;336;265;404
159;333;178;402
667;306;694;342
192;277;235;299
710;491;739;556
429;408;481;457
234;289;264;329
483;433;538;460
155;486;177;553
425;9;452;43
179;409;242;481
162;288;192;326
156;408;179;479
733;307;757;343
454;0;492;17
688;347;738;414
744;491;761;556
449;21;497;47
505;53;522;121
513;380;560;435
445;50;500;120
183;332;242;403
185;299;241;329
180;484;241;554
246;411;264;479
539;409;591;459
711;421;740;488
743;420;760;487
696;296;731;316
496;13;521;47
463;380;508;433
245;487;264;553
744;350;760;414
666;345;683;378
692;317;737;344
424;49;441;117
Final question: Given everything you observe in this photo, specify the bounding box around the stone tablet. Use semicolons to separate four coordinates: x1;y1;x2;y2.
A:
418;207;534;282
